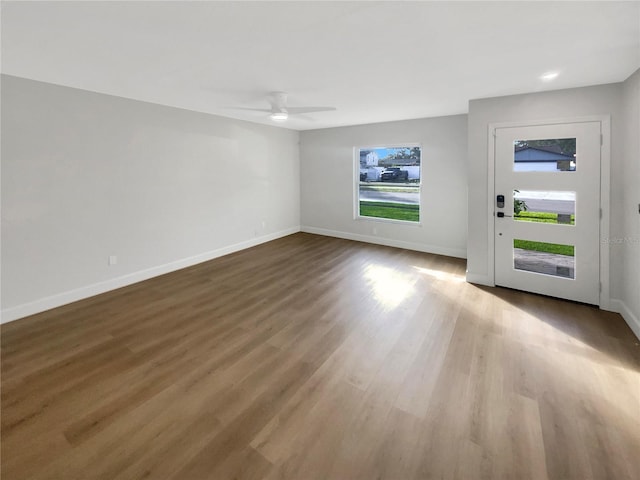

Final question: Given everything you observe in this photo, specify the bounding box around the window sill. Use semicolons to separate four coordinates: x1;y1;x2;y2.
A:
355;215;422;227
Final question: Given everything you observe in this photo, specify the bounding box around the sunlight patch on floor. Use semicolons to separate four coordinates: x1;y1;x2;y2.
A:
363;265;414;310
412;266;465;283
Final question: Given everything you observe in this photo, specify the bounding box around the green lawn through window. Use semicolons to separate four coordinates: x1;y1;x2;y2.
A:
359;201;419;222
514;239;574;256
515;211;575;225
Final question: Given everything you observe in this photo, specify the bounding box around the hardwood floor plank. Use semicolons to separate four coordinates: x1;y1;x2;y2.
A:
169;358;317;479
2;233;639;479
263;380;364;480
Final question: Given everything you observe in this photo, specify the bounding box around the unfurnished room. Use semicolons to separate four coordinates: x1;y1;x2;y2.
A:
1;1;639;479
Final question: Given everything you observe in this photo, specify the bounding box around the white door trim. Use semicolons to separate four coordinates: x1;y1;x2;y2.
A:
486;115;611;309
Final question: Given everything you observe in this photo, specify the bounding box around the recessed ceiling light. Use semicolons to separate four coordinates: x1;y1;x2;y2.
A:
541;72;559;81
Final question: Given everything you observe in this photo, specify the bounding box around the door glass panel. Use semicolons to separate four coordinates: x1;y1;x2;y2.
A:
513;190;575;225
513;138;576;172
513;239;575;279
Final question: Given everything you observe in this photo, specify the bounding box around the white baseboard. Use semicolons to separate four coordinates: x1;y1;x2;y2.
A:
300;226;467;259
598;298;614;312
465;272;494;287
609;299;640;341
1;227;300;324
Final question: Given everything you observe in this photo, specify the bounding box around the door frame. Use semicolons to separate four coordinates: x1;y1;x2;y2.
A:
486;115;611;309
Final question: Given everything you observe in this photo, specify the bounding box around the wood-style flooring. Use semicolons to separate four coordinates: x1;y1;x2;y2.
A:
2;233;639;479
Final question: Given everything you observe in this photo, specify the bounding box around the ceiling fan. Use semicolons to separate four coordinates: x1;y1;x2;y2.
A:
238;92;336;121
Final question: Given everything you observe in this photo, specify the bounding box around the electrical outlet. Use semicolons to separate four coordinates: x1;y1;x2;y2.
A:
108;255;117;266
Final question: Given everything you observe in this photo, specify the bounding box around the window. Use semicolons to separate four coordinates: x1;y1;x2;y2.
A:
513;138;576;172
356;145;421;223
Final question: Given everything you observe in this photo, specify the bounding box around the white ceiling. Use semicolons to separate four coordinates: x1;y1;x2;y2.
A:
2;1;639;130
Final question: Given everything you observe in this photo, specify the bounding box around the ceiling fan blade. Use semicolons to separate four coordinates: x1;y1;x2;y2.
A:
227;107;273;113
287;106;337;114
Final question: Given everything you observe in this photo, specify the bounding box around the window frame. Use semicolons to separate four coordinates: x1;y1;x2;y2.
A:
353;143;423;225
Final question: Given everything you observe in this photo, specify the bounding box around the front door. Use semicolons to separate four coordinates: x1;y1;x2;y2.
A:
494;122;601;305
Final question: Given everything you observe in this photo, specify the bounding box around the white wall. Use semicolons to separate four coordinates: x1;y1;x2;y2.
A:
1;75;300;322
300;115;468;258
620;69;640;337
466;83;628;310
